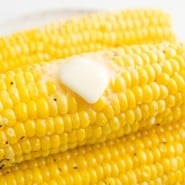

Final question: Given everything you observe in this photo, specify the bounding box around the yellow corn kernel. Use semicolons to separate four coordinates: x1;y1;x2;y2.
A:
1;120;185;184
0;43;185;168
14;102;28;121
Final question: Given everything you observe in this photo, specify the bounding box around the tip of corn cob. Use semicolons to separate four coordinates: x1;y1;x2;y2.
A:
59;55;111;104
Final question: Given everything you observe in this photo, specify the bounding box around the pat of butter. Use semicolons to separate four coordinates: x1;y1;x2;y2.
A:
59;57;110;104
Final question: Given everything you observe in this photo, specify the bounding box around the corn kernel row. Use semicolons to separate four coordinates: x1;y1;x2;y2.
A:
0;120;185;185
0;9;175;73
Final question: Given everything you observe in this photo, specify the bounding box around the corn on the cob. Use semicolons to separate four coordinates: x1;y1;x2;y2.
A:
0;42;185;169
0;9;175;73
1;120;185;185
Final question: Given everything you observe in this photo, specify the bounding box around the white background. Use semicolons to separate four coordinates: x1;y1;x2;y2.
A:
0;0;184;40
0;0;183;21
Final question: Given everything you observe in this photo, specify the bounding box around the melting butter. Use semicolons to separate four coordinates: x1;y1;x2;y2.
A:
59;56;110;104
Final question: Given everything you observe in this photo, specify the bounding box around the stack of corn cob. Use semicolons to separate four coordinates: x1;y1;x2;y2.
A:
0;8;184;185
